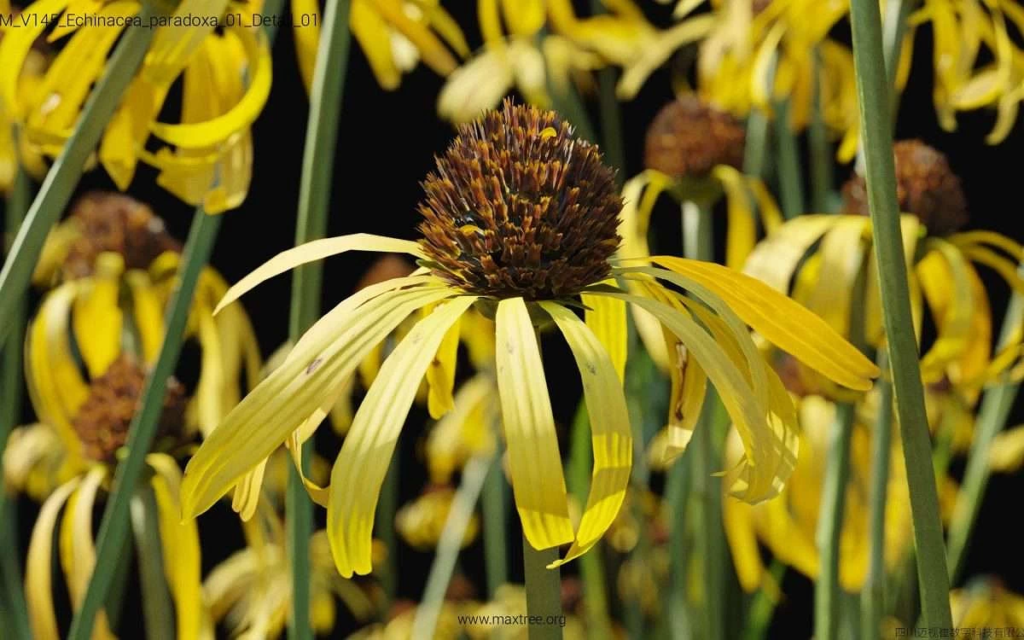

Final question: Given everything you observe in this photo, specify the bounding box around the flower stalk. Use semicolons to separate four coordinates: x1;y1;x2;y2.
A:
412;454;493;639
286;0;353;635
772;100;804;219
848;0;953;629
523;536;563;640
862;355;894;638
0;2;159;347
0;165;32;640
809;50;834;212
482;443;509;598
130;485;173;640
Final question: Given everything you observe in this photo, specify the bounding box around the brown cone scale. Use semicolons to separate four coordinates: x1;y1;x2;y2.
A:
63;192;181;279
71;356;187;463
842;140;968;236
418;100;622;300
643;95;745;179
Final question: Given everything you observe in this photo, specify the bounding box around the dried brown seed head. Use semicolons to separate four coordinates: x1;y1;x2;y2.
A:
63;192;180;279
71;355;187;463
644;95;745;179
418;100;622;300
842;140;968;236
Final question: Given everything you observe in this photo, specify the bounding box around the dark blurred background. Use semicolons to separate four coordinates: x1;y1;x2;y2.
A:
4;1;1023;637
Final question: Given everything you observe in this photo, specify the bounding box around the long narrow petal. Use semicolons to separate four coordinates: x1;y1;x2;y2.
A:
425;305;461;419
650;257;880;389
328;295;476;577
149;454;202;640
72;255;125;377
26;478;80;640
213;235;424;314
541;302;632;566
581;286;627;383
742;214;842;291
182;281;452;518
495;298;574;550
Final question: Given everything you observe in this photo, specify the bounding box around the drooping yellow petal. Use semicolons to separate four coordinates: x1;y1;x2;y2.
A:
292;0;321;94
713;164;756;271
651;257;880;390
213;234;424;314
541;302;632;566
803;217;868;338
143;0;230;84
351;0;402;90
581;286;627;383
328;295;476;577
26;478;80;640
917;240;974;380
183;280;451;518
72;253;125;378
371;0;458;77
501;0;545;36
426;374;499;484
0;0;69;118
743;214;843;291
425;304;461;419
125;270;166;364
149;453;202;640
989;426;1024;473
495;297;575;550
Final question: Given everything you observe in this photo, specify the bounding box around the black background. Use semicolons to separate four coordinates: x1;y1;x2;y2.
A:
4;1;1024;637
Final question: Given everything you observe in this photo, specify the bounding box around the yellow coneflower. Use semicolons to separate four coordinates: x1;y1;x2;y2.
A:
291;0;469;94
722;394;915;595
744;140;1024;402
182;101;877;579
0;0;272;213
0;12;48;191
204;498;379;639
396;485;480;551
949;578;1024;629
4;193;262;507
621;95;781;372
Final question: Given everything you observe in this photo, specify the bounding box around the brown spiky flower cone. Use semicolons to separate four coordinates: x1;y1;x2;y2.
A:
644;95;745;179
842;140;968;236
418;100;622;300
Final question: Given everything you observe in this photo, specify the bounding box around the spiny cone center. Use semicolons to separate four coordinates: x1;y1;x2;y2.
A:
63;192;181;279
418;101;622;300
842;140;968;235
71;355;187;463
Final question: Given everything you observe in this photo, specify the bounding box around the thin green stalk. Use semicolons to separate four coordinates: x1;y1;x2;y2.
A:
681;200;726;639
947;267;1023;583
130;486;174;640
848;0;953;629
590;0;625;175
482;419;508;598
815;402;856;640
286;0;353;636
665;446;694;640
412;455;493;639
0;166;32;640
0;3;159;346
809;49;834;213
567;404;613;640
772;100;805;219
522;536;564;640
882;0;917;117
862;355;893;640
67;207;223;640
743;110;771;179
103;532;134;630
744;562;786;640
377;460;399;603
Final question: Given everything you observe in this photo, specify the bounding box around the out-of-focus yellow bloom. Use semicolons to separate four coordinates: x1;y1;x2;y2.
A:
292;0;468;93
0;0;272;213
396;486;480;550
723;394;914;594
5;193;261;506
438;0;712;123
0;15;48;191
181;102;875;579
205;502;379;639
460;584;587;640
950;579;1024;630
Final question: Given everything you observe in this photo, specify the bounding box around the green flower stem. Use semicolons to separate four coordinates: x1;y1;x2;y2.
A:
815;402;856;640
772;100;805;219
809;50;835;212
412;454;493;638
862;355;894;640
665;454;694;640
377;460;400;603
130;485;173;640
848;0;953;629
482;444;509;598
744;562;786;640
523;536;564;640
946;267;1024;583
0;166;32;640
567;403;613;640
0;3;159;347
67;206;222;640
590;0;625;176
286;0;353;636
743;110;771;179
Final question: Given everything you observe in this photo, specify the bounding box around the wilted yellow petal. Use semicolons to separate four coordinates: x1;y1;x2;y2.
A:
214;234;424;314
495;298;575;550
743;215;843;291
581;286;627;383
328;296;475;577
27;478;80;640
72;253;125;378
351;0;402;90
292;0;321;94
713;164;756;270
989;426;1024;473
425;306;461;419
541;302;632;566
